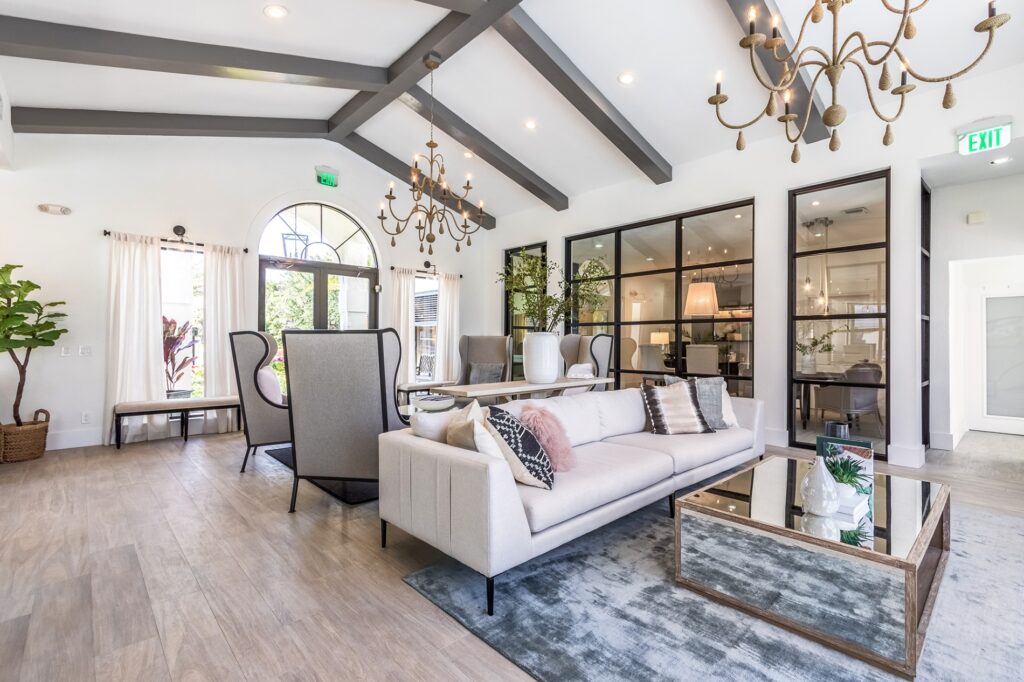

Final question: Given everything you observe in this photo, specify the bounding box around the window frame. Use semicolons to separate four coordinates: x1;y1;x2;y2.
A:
503;242;548;381
787;168;891;458
563;198;755;396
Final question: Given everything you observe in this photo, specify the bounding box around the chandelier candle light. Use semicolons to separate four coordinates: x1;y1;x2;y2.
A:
378;52;486;255
709;1;1011;162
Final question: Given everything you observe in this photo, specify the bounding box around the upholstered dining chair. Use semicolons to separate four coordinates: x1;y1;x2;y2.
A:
456;335;512;385
282;329;404;512
229;331;292;473
559;334;613;395
814;363;885;436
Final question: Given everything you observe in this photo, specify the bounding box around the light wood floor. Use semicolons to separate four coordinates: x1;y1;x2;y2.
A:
1;431;1021;681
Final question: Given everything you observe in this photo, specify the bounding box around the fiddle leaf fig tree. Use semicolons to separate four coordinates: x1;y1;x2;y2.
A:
0;265;68;426
499;250;609;333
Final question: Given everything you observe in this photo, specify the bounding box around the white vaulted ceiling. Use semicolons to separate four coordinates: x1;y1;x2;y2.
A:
0;0;1021;219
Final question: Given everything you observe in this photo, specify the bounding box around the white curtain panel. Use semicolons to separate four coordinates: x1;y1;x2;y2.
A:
203;244;245;433
390;267;417;384
435;272;461;382
104;232;167;445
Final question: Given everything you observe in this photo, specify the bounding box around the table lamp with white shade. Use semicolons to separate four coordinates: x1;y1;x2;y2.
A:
650;331;670;348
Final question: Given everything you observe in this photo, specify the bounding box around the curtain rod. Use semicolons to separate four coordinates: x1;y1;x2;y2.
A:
102;230;249;253
390;265;462;279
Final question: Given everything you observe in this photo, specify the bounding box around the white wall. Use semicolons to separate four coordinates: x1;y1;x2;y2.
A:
483;64;1024;467
931;173;1024;449
0;135;493;448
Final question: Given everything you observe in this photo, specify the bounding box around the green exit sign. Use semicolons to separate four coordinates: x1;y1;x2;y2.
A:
315;165;339;187
958;122;1011;156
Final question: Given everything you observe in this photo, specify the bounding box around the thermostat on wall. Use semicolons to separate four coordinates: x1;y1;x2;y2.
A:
315;165;339;188
966;211;988;225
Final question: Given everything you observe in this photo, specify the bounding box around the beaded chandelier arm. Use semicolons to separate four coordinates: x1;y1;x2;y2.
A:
706;0;1010;162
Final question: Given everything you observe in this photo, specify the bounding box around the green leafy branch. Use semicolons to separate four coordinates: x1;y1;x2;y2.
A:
795;325;849;357
498;250;609;333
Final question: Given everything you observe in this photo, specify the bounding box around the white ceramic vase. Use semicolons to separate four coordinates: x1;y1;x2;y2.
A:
800;513;840;541
801;353;817;375
800;454;840;516
523;331;560;384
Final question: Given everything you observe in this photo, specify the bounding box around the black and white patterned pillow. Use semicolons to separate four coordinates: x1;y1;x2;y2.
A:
641;381;712;435
485;407;554;490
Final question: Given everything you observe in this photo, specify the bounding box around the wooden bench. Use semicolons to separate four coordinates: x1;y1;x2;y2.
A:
113;397;241;449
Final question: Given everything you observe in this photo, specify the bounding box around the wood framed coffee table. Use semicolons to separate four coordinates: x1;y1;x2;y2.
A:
674;456;950;678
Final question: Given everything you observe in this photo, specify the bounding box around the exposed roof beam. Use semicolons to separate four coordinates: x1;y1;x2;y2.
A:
326;0;523;142
399;86;568;211
417;2;673;184
11;107;327;138
722;0;829;143
0;14;387;91
493;8;672;184
11;106;498;229
339;134;497;230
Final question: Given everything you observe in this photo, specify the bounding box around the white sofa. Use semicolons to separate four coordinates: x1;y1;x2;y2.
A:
378;387;765;614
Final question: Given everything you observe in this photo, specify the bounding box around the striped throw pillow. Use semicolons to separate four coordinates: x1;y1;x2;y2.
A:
640;381;713;435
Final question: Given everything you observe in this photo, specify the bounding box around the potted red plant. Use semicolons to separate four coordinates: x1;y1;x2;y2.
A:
163;316;196;399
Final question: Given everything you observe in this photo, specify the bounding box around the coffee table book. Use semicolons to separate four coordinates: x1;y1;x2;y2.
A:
674;456;950;678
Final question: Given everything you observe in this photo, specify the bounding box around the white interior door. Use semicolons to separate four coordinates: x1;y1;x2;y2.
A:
969;286;1024;435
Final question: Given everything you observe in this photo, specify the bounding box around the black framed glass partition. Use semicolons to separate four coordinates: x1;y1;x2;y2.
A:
566;200;754;396
504;242;547;380
788;170;890;457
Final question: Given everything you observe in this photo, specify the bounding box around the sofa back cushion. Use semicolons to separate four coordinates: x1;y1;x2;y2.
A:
502;388;647;447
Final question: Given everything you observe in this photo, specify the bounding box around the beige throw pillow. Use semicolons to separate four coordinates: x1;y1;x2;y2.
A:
444;401;504;459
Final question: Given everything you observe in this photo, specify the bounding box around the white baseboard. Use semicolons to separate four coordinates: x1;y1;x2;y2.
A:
765;428;789;448
46;427;104;451
886;442;927;469
929;431;958;451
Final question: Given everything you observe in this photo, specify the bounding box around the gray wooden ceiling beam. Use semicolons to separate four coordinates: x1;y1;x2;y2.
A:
339;133;497;229
399;85;568;211
11;107;328;137
326;0;522;142
0;14;387;91
722;0;829;143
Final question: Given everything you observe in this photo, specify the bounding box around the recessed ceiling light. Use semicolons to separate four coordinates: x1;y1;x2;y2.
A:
815;232;823;237
645;257;655;262
990;156;1012;165
524;119;537;130
734;213;743;219
263;4;289;18
594;242;604;249
812;200;821;207
617;71;635;85
463;151;474;159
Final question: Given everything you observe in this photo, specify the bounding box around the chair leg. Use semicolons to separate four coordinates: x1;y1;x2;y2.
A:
115;415;122;450
288;476;299;513
380;519;387;548
486;576;495;616
240;446;253;473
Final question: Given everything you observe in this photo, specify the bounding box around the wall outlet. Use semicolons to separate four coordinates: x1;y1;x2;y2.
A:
80;412;90;424
60;345;72;357
79;345;92;357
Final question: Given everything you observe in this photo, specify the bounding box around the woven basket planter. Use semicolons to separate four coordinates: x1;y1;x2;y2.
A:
0;409;50;463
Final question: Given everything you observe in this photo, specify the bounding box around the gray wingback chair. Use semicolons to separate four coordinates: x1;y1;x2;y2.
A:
457;335;513;385
282;329;404;512
559;334;613;395
229;331;291;473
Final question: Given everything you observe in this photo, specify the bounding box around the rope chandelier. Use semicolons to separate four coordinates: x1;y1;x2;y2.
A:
378;52;486;255
709;0;1011;162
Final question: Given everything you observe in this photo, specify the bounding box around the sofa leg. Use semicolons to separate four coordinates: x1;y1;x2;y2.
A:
667;493;675;518
486;577;494;616
289;476;299;513
240;446;253;473
380;519;387;548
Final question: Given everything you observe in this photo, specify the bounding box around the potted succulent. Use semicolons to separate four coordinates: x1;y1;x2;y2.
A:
163;316;196;399
0;264;68;462
499;250;608;384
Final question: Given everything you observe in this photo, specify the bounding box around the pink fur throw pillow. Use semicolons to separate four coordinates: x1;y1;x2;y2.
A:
519;405;575;472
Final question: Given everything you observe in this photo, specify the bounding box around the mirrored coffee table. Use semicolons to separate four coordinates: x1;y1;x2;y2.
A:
674;455;950;678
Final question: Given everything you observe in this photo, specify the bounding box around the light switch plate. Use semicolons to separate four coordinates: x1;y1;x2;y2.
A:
79;345;92;357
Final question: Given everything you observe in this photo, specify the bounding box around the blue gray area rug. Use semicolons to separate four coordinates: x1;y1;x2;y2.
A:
404;502;1024;681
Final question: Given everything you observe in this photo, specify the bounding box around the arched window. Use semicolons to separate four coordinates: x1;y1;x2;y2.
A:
258;203;379;349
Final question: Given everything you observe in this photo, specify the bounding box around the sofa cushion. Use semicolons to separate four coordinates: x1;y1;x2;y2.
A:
516;441;673;533
603;428;754;475
502;388;647;447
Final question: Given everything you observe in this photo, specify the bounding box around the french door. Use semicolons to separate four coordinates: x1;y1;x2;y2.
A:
970;289;1024;435
258;257;378;346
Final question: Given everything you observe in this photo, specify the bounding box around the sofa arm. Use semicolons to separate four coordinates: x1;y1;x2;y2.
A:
731;397;765;457
379;429;534;577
